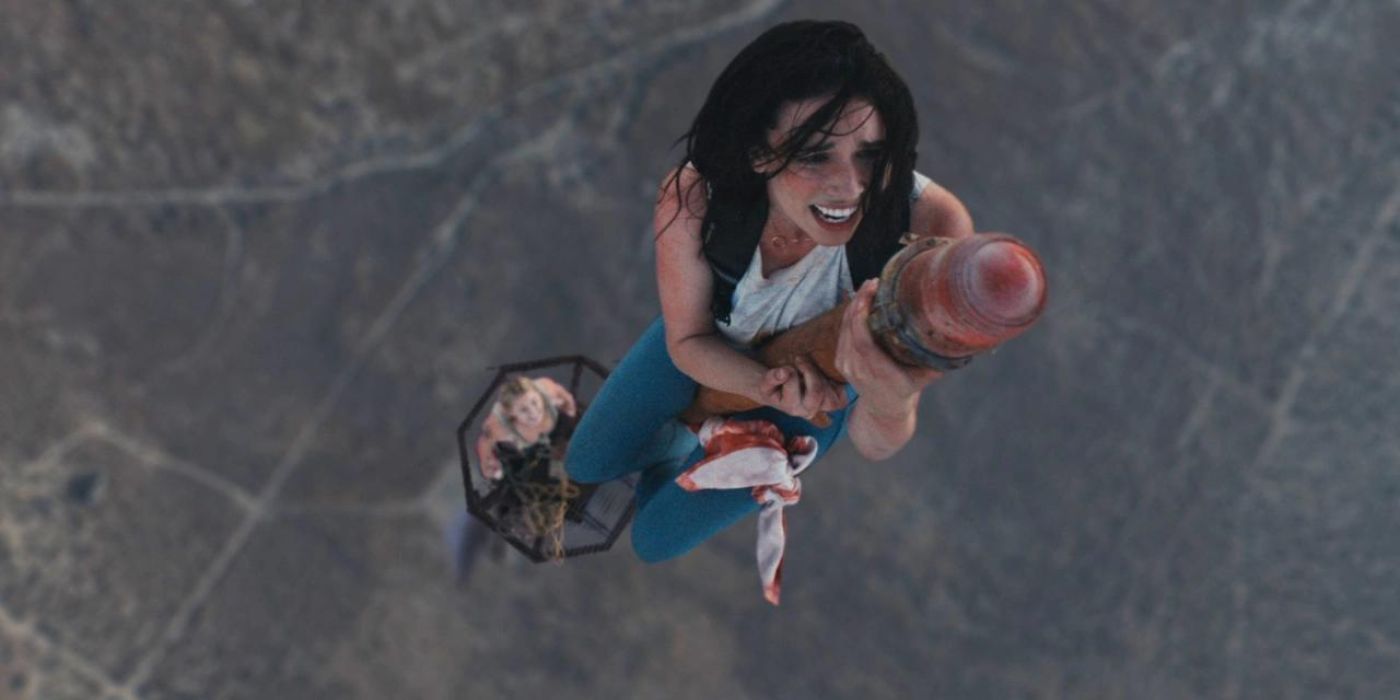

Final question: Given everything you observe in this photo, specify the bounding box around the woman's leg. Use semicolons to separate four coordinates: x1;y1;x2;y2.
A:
629;386;859;563
565;317;862;564
565;316;698;484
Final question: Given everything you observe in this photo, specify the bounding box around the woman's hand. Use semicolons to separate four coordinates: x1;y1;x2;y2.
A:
476;439;504;481
482;458;504;481
556;388;577;417
536;377;578;417
836;279;943;416
475;417;508;481
755;354;849;420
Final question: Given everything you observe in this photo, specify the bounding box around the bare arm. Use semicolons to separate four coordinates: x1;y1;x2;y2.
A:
910;179;974;241
837;279;942;461
654;166;769;401
533;376;577;417
847;394;920;461
840;179;974;460
474;415;506;480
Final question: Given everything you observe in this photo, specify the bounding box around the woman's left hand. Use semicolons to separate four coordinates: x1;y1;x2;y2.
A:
835;278;943;415
548;382;578;417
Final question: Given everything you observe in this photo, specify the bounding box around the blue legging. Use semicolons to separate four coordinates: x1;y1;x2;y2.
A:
565;316;857;563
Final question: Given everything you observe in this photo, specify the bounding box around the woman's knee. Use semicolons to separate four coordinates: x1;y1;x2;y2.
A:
563;407;620;483
629;485;757;564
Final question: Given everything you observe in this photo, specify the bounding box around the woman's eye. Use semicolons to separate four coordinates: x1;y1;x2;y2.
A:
858;150;883;161
795;152;827;164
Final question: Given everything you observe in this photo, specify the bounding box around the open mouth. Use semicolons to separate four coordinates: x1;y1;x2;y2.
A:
810;204;857;224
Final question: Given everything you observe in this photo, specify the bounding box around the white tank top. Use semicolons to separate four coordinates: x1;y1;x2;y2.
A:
716;171;933;348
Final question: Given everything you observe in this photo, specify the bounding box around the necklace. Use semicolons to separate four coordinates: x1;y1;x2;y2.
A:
763;209;811;249
767;229;808;249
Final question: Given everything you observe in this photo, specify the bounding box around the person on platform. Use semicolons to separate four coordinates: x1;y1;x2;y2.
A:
475;374;577;482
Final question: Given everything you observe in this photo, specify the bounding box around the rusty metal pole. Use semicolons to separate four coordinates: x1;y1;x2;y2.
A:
680;233;1048;425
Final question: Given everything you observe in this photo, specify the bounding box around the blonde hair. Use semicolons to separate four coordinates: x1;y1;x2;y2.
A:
496;374;536;413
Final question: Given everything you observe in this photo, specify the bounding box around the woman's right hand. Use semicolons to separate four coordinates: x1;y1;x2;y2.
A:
755;355;849;420
480;454;505;481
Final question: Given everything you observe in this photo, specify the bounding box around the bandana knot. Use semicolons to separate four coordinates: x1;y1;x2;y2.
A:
675;417;818;605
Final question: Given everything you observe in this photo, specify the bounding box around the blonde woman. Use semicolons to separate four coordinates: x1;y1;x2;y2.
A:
474;374;577;481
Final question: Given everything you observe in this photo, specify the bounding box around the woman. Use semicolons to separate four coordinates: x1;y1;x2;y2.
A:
474;374;578;481
566;20;973;563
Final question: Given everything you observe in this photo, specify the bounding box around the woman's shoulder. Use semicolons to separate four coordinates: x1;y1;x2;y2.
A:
908;174;974;240
662;162;708;200
911;170;933;199
654;162;709;238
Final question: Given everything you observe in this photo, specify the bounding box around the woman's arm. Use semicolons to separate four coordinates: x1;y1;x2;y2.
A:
654;167;842;417
837;279;943;461
654;166;767;400
847;393;919;461
534;376;577;416
475;415;506;480
841;181;974;459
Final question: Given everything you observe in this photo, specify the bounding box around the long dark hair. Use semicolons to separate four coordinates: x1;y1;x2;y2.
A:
661;20;919;322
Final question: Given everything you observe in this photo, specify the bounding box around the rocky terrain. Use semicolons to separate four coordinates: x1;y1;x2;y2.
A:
1;1;1397;698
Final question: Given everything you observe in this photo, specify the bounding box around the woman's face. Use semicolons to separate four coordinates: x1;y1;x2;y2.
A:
507;390;547;428
756;96;886;247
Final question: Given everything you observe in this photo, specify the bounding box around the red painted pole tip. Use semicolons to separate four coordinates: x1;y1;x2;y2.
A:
892;233;1048;360
965;240;1046;328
